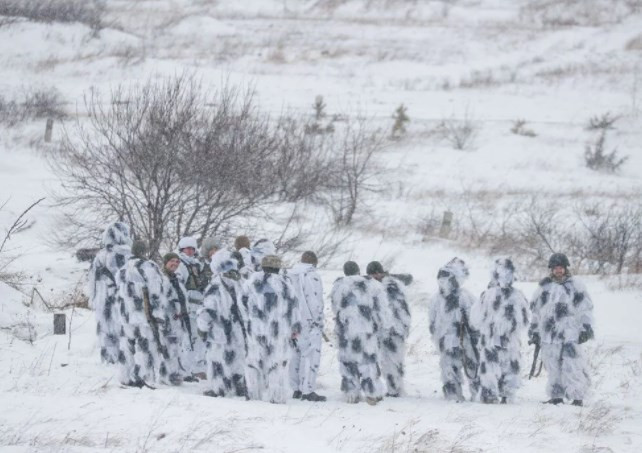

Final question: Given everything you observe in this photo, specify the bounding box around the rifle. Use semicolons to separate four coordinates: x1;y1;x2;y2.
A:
528;343;543;379
136;262;168;360
389;273;413;286
98;265;117;285
459;307;480;380
170;275;194;351
222;278;248;354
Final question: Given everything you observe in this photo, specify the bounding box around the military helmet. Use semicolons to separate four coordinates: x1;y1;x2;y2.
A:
178;236;198;251
548;253;570;269
301;251;318;266
132;240;148;259
366;261;385;275
343;261;360;276
261;255;282;269
234;235;251;250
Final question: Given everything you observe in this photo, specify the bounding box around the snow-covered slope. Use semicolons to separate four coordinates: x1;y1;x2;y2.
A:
1;0;641;451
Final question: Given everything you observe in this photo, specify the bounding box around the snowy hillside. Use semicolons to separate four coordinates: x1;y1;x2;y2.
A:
1;0;641;451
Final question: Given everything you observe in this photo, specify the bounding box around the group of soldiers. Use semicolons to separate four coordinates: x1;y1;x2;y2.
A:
429;254;595;406
88;221;594;406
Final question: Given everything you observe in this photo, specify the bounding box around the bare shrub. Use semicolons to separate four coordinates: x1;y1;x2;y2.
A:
0;89;66;125
373;419;440;453
417;193;642;276
574;401;623;436
0;198;44;289
510;119;537;137
49;281;89;310
0;0;105;33
575;205;642;273
271;117;335;202
50;74;283;258
584;131;628;173
1;310;38;344
437;110;480;150
417;209;443;239
322;117;386;225
520;0;635;27
51;74;382;254
273;206;351;267
604;273;642;291
586;112;618;131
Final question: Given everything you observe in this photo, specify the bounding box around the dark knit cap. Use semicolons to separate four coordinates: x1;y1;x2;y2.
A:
301;251;318;266
343;261;360;276
163;252;180;265
132;240;148;259
366;261;385;275
235;235;251;250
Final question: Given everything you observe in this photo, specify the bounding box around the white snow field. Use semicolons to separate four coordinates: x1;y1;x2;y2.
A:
1;0;641;451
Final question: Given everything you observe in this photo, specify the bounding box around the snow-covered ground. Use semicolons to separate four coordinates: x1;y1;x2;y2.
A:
1;0;641;451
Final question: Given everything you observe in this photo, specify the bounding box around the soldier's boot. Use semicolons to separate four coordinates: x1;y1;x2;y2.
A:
292;390;302;399
301;392;327;402
168;373;183;386
542;398;564;405
571;400;583;407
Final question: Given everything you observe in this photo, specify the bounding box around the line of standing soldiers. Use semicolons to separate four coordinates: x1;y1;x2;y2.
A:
429;254;595;406
88;222;413;404
89;222;593;406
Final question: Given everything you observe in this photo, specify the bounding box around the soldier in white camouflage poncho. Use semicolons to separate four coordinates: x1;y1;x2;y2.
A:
117;241;181;387
197;250;248;398
366;261;411;398
287;251;327;402
331;261;387;405
429;258;479;402
471;258;529;404
162;252;197;382
529;253;594;406
88;222;132;364
244;255;301;404
176;236;207;373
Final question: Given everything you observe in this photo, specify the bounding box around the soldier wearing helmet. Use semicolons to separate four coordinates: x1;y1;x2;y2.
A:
528;253;594;406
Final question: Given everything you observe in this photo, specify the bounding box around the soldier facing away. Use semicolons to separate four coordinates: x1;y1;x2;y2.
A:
197;250;248;398
88;221;132;364
428;258;480;402
366;261;411;398
243;255;301;404
287;251;327;402
331;261;386;405
117;241;181;387
471;258;529;404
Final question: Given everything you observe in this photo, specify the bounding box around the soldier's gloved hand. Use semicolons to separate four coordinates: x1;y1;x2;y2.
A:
528;332;540;346
578;330;590;344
